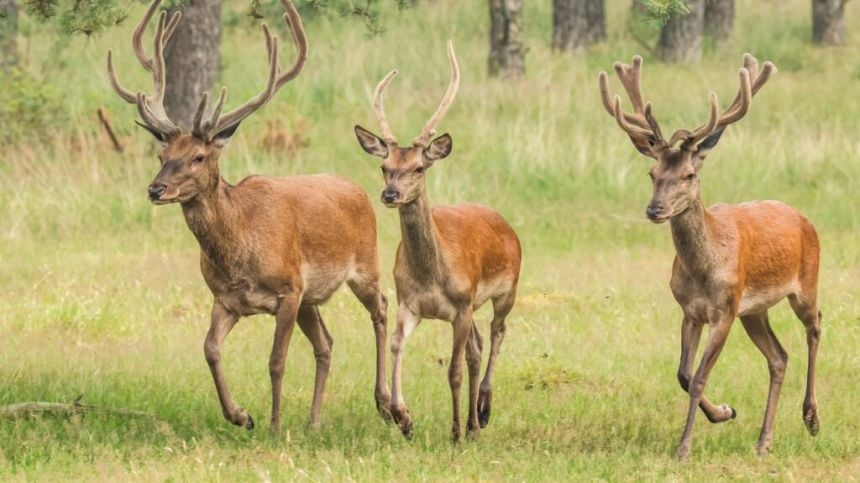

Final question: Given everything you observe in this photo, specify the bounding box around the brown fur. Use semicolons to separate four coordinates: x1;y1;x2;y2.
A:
148;133;392;432
356;128;522;442
601;55;822;459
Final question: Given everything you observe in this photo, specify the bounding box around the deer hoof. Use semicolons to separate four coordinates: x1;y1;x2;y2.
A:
804;407;820;436
675;444;691;462
391;404;413;440
730;406;737;419
755;441;772;457
376;396;393;423
244;414;255;431
477;389;492;428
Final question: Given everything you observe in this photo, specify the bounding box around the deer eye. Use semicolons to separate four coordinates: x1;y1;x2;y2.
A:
686;173;696;181
414;167;424;174
193;154;205;164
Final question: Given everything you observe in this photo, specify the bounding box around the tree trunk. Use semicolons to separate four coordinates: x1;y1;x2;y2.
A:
164;0;222;129
552;0;605;52
489;0;526;79
0;0;17;69
704;0;733;42
658;0;705;63
812;0;846;45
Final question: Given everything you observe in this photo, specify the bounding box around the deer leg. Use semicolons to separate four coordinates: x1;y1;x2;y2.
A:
296;305;332;429
269;292;301;433
740;311;788;456
390;304;420;439
478;294;512;428
789;294;821;436
678;316;736;424
676;312;734;461
204;302;253;429
465;321;484;437
347;277;392;422
449;306;473;443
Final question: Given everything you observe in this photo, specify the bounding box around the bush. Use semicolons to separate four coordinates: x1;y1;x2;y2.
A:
0;67;65;144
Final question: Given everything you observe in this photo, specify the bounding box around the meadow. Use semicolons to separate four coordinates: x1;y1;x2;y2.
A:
1;0;859;480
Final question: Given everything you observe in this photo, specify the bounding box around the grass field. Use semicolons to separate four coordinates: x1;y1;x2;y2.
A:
1;0;859;480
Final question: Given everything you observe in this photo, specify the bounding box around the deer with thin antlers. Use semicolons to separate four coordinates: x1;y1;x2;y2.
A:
599;55;821;459
107;0;393;431
354;41;522;442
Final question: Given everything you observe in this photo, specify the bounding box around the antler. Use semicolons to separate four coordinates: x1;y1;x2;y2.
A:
107;0;181;136
671;53;777;148
412;40;460;148
372;69;399;145
196;0;308;139
598;55;667;149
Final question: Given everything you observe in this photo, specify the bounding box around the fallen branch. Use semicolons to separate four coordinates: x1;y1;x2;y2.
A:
97;107;125;153
0;396;155;421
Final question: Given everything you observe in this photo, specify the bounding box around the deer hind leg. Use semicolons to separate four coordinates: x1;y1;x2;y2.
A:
390;305;420;439
740;311;789;456
478;292;514;429
676;312;734;461
296;305;333;429
269;292;301;433
449;306;474;443
204;302;254;429
347;274;392;422
465;321;484;437
788;292;821;437
678;316;737;424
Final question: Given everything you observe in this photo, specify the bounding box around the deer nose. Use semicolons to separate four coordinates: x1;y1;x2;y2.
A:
381;188;399;204
148;183;167;201
646;204;665;220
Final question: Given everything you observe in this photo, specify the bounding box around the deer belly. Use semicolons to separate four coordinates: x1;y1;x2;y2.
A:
300;263;349;305
220;287;280;316
737;281;798;317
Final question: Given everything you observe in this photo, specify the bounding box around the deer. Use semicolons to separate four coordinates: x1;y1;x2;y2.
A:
353;41;522;442
598;55;822;459
106;0;393;432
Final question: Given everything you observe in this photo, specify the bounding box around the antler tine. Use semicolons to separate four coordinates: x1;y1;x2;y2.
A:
373;69;399;144
208;32;280;136
613;55;646;114
683;92;721;147
131;0;162;72
192;92;210;137
202;0;306;139
600;55;665;146
412;39;460;148
106;50;137;104
275;0;309;89
613;96;652;139
644;103;666;146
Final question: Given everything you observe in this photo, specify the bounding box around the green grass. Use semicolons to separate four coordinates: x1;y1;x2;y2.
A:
2;0;860;480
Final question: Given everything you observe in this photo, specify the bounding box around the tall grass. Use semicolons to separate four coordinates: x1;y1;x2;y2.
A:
1;0;859;479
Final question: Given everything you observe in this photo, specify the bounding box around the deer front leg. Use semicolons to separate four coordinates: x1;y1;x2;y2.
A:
269;292;301;433
390;304;420;439
449;306;473;443
204;302;254;429
676;311;735;461
678;316;736;424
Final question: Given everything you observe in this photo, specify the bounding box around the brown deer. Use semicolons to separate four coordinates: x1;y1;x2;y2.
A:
599;55;822;459
354;41;522;442
107;0;392;431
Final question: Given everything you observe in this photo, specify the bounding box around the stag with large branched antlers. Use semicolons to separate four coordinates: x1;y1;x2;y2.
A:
354;41;522;442
107;0;394;432
599;55;822;459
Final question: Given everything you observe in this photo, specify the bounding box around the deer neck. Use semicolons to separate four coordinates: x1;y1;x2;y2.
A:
669;194;718;276
397;188;443;280
181;178;244;266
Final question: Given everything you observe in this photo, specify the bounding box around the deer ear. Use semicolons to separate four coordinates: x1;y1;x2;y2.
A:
354;125;388;158
629;135;659;159
135;121;168;144
212;122;241;148
692;126;725;168
424;133;452;163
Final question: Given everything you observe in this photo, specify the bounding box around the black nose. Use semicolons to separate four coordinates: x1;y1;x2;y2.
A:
148;183;167;201
382;188;399;204
646;205;664;220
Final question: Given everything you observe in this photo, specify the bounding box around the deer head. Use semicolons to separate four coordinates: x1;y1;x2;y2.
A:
599;54;776;223
354;40;459;207
107;0;307;204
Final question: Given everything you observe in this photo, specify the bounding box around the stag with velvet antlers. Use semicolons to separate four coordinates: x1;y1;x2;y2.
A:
354;41;522;442
107;0;393;431
599;55;822;459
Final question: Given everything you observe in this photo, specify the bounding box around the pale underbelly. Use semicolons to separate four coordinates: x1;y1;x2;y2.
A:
737;281;799;317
